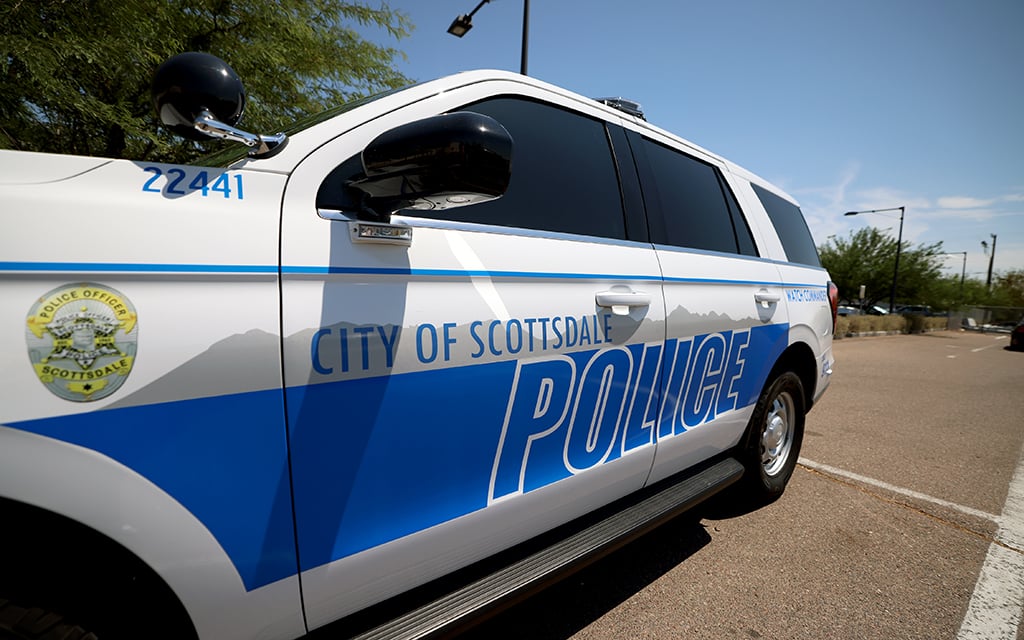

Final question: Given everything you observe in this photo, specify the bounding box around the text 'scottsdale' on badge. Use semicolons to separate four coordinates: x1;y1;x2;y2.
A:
25;283;139;402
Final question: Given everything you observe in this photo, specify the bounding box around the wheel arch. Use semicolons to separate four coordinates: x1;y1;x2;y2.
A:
739;340;817;456
0;426;306;640
770;340;818;413
0;495;198;640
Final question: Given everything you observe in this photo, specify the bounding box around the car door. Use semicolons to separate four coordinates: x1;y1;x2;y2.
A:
623;130;791;485
278;83;667;629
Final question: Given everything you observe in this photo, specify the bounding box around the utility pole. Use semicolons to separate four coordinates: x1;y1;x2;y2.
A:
447;0;531;75
982;234;997;291
844;206;905;313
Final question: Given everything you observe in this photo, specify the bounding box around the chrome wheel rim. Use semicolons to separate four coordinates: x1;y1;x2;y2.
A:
761;391;795;477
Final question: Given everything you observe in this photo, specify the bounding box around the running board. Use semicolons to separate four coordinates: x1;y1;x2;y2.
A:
337;456;745;640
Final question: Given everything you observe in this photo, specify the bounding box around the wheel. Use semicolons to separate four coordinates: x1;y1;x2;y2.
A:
739;370;805;502
0;600;98;640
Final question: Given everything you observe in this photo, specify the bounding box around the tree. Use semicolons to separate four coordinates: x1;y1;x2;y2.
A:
992;269;1024;307
818;227;944;309
1;0;412;163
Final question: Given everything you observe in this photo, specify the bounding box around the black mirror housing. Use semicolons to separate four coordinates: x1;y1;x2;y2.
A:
151;52;246;141
349;112;512;214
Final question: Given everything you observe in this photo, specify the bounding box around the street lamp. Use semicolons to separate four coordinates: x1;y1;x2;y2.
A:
844;206;905;313
447;0;530;75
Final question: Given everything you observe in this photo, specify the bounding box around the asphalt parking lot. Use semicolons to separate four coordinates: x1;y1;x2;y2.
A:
460;330;1024;640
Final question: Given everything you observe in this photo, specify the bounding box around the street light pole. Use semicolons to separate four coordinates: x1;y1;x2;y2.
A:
844;206;905;313
982;234;997;291
519;0;529;76
448;0;531;75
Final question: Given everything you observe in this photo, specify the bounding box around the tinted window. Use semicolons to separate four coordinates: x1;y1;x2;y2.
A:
406;98;626;239
751;183;821;267
720;174;758;257
638;138;748;254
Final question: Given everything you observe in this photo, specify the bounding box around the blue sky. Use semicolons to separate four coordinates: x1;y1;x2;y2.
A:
366;1;1023;279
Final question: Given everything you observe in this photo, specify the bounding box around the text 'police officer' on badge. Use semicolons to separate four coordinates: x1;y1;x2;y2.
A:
25;282;139;402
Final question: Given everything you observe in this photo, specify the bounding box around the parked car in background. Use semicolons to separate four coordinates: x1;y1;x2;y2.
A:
897;305;933;316
836;304;887;316
1008;318;1024;349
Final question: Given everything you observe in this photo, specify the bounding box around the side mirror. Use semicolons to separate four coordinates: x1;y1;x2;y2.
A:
151;52;287;158
348;112;512;214
151;52;246;140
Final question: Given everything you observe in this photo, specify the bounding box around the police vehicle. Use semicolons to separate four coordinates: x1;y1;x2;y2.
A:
0;53;837;639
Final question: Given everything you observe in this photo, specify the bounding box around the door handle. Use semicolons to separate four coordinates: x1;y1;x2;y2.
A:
754;290;781;307
596;290;651;316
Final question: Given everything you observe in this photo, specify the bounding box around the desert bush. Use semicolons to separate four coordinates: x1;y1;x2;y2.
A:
902;313;932;333
834;314;906;338
901;315;946;333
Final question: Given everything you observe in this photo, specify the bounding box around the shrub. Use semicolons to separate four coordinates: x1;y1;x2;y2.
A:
903;313;924;333
834;314;906;338
900;313;947;334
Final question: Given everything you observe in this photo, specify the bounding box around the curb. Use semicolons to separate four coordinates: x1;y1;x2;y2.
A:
838;327;949;339
842;330;902;338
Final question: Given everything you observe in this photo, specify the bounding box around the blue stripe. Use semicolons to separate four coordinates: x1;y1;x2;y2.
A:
2;261;827;289
286;267;827;289
783;283;830;289
0;261;276;274
662;276;780;287
287;323;790;568
6;324;796;587
282;265;657;280
9;390;296;591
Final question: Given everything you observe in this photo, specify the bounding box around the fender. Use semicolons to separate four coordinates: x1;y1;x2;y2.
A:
0;426;305;640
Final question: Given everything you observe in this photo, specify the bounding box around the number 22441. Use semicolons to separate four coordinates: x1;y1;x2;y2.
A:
141;167;244;200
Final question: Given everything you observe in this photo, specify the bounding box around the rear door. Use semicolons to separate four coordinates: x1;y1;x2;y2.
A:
624;131;791;485
278;84;667;628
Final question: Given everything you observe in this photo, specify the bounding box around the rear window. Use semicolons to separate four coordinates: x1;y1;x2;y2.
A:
636;136;756;256
751;184;821;267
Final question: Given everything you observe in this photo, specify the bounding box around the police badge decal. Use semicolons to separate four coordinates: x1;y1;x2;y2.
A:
25;283;139;402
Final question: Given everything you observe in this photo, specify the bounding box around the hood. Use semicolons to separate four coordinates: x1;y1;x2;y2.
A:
0;149;111;185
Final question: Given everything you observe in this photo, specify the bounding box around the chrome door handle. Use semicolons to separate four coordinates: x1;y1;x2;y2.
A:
596;290;651;316
754;290;781;307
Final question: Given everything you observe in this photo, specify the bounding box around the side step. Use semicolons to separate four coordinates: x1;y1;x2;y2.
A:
340;456;745;640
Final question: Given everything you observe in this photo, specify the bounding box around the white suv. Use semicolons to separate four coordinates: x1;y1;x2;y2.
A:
0;53;837;640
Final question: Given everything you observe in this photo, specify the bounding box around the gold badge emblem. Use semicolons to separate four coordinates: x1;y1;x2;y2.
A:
25;283;138;402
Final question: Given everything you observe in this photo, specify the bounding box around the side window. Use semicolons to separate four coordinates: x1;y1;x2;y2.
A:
408;97;627;240
635;136;755;255
750;183;821;267
720;174;758;257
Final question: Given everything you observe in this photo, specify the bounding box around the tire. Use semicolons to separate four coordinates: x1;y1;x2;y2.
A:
739;370;805;503
0;600;98;640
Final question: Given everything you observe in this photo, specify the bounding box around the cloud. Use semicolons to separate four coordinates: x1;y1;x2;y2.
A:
937;196;996;209
832;162;859;209
786;167;1024;272
791;161;859;207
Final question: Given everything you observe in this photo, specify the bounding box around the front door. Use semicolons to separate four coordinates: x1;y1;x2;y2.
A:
279;85;666;628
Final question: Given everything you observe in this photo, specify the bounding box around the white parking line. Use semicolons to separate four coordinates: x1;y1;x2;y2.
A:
972;336;1008;353
957;441;1024;639
798;458;1000;522
798;455;1024;638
